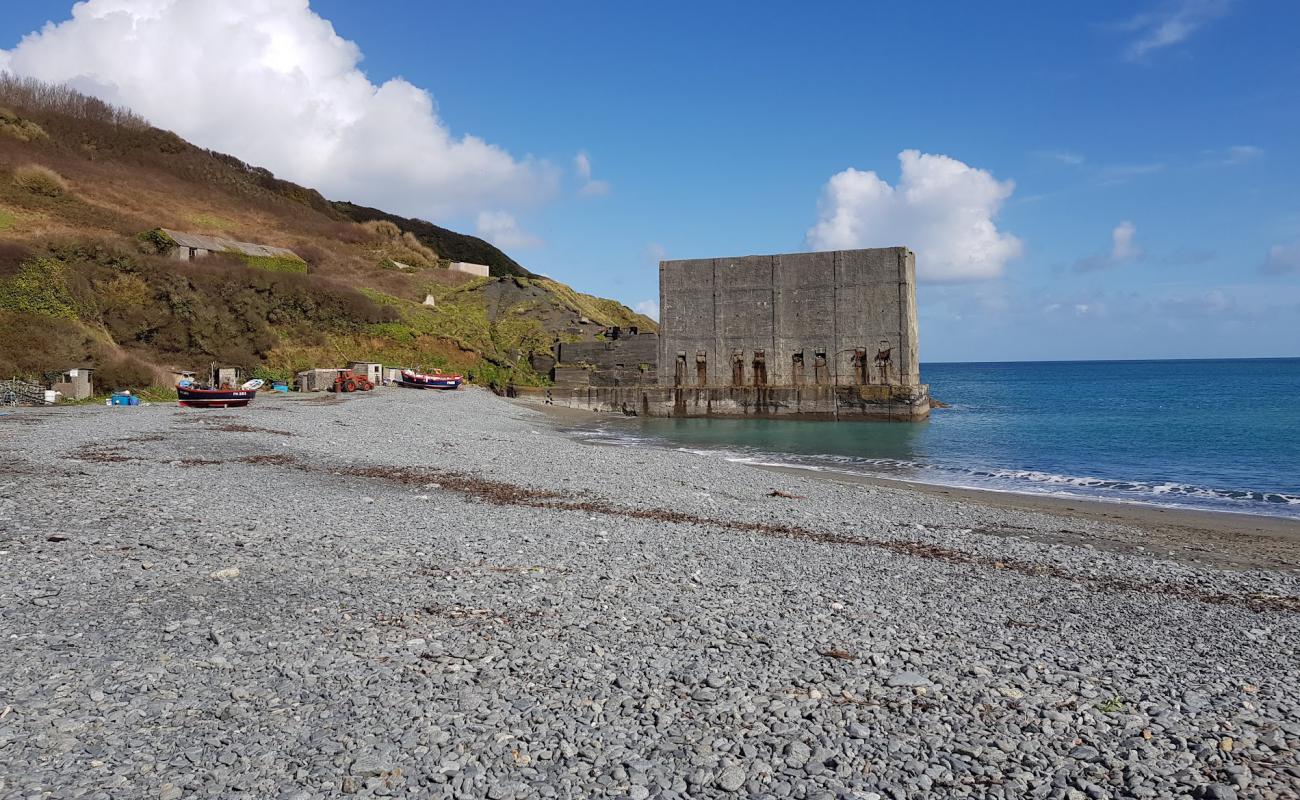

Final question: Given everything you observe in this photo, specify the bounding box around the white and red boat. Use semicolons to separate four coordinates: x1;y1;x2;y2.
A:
176;379;263;408
396;368;462;390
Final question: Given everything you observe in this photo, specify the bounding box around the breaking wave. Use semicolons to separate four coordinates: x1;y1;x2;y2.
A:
569;425;1300;519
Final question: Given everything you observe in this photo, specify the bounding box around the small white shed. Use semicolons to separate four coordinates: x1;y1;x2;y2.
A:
448;261;491;278
349;362;383;386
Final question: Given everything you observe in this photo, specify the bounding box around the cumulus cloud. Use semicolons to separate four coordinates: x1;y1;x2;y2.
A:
1074;221;1143;272
476;211;542;250
633;299;660;320
0;0;558;220
1262;242;1300;275
573;150;610;196
1115;0;1235;61
806;150;1023;282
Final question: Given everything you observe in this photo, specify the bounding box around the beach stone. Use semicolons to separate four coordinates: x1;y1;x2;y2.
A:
887;671;930;688
2;385;1298;800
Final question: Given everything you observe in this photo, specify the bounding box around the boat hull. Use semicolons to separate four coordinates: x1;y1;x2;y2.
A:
396;378;461;390
397;370;463;390
177;386;256;408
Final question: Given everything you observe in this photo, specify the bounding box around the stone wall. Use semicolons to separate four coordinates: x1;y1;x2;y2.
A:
657;248;920;390
555;333;658;387
510;384;930;421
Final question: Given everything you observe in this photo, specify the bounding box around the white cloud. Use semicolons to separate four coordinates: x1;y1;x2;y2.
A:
1074;221;1143;272
573;150;610;196
1111;221;1141;261
0;0;557;219
633;299;660;320
574;151;592;180
475;211;542;250
806;150;1023;282
1115;0;1235;61
1262;242;1300;275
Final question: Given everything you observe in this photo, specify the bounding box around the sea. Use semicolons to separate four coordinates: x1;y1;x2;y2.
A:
569;358;1300;520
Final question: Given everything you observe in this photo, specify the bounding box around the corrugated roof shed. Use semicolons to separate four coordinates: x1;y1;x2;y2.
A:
160;229;300;260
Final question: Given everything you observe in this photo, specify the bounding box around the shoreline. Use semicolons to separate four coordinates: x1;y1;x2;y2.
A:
515;400;1300;571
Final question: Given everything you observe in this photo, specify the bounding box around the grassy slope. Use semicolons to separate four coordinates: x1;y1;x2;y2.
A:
0;84;654;391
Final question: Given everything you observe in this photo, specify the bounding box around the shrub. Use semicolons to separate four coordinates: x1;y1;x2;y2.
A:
95;354;156;391
0;106;46;142
233;253;308;274
14;164;69;197
362;219;402;239
0;257;76;317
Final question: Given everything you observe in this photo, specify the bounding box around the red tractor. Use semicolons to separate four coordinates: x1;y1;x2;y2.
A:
330;369;374;393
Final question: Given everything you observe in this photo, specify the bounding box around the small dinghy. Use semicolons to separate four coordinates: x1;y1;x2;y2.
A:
396;368;463;390
177;378;262;408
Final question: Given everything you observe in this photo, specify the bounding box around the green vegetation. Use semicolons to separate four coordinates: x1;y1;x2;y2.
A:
189;212;234;231
0;106;46;142
13;164;69;197
0;76;655;391
335;201;529;277
528;277;656;329
1096;695;1127;714
232;252;309;274
0;257;77;317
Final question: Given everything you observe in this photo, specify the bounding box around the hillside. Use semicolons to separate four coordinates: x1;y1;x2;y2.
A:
0;76;654;390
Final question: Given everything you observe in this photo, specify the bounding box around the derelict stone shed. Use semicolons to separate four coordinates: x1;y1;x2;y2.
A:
159;229;300;263
657;247;920;389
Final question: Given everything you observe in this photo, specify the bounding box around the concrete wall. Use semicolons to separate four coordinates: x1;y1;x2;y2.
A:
449;262;491;278
51;368;93;400
510;383;930;421
556;333;658;387
657;248;920;389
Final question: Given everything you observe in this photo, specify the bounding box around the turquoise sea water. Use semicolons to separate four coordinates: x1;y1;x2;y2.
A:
572;358;1300;519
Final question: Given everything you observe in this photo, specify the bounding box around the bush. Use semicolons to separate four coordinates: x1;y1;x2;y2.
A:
362;219;402;239
95;354;156;391
0;106;46;142
14;164;69;197
0;257;77;317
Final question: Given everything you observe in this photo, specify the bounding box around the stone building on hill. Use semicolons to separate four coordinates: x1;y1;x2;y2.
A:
157;229;301;263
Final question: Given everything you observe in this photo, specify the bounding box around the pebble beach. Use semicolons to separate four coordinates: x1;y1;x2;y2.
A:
2;388;1298;799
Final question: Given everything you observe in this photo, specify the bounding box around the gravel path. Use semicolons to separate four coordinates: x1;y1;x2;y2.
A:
2;388;1298;799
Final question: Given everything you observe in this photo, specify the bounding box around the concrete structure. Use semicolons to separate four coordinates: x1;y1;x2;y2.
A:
422;294;437;307
216;367;242;388
51;367;93;400
448;261;491;278
296;368;340;392
555;332;658;388
514;247;929;421
658;248;919;389
349;362;383;386
159;229;301;263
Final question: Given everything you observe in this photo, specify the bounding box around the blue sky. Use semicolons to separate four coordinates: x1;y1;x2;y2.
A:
3;1;1298;361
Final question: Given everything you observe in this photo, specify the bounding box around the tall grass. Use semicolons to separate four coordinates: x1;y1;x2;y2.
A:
13;164;68;197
